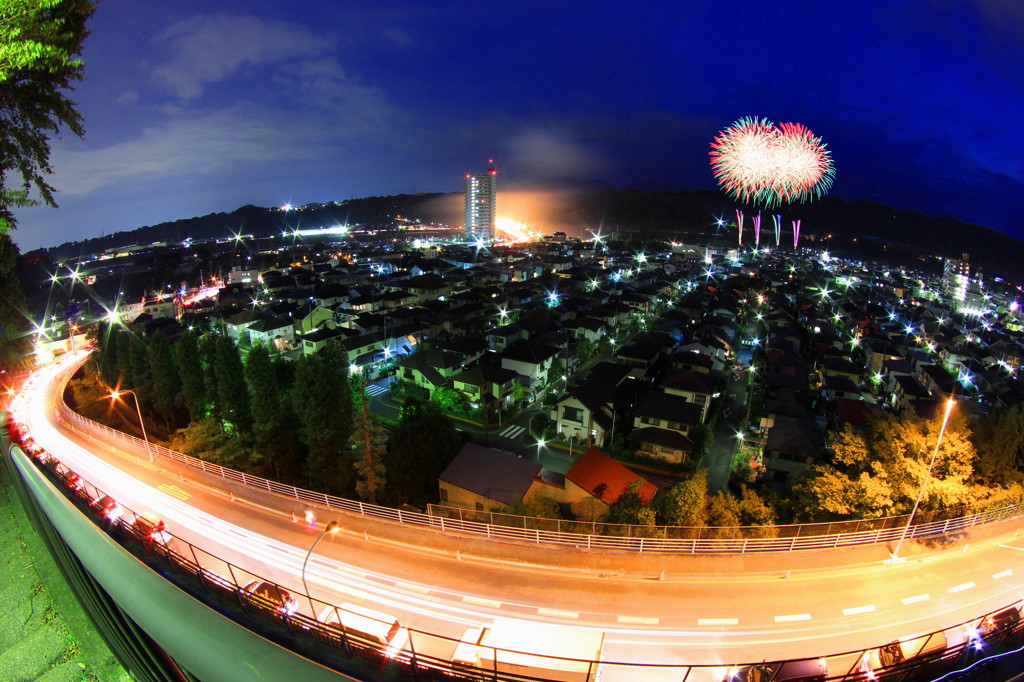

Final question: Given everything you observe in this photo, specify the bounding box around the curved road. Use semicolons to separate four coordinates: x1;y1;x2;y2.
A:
16;352;1024;679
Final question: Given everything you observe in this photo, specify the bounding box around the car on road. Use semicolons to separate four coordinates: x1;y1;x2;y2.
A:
91;495;122;521
241;580;298;617
317;603;408;657
722;658;826;682
132;513;174;549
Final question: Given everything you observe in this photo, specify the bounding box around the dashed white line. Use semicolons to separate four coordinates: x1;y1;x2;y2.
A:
618;615;659;625
948;582;975;593
994;570;1014;580
774;613;811;623
698;618;739;626
394;582;430;594
537;608;579;620
843;605;876;616
902;594;930;605
463;596;502;608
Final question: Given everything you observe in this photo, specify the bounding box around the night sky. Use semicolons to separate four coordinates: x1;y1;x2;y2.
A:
11;1;1024;251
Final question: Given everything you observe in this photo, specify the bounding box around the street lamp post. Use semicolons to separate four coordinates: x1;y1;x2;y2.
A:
891;398;956;563
110;389;152;461
301;521;339;613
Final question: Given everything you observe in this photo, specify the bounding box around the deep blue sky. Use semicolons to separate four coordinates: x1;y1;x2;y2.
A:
12;0;1024;251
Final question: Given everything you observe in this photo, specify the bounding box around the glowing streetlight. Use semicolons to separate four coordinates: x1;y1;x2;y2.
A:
109;389;152;461
890;398;956;563
301;520;339;611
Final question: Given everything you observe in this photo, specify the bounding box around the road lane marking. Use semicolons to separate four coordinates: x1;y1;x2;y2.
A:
902;594;930;605
158;484;190;501
394;582;430;594
618;616;659;625
948;582;975;593
537;608;579;620
698;618;738;626
843;605;876;616
994;570;1014;580
463;596;502;608
998;544;1024;552
774;614;811;623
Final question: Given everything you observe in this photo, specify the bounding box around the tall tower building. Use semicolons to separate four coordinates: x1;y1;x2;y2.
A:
465;162;497;243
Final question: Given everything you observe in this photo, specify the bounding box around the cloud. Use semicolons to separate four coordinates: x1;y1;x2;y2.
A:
151;13;335;100
47;105;336;196
382;28;414;48
271;58;393;128
502;129;608;182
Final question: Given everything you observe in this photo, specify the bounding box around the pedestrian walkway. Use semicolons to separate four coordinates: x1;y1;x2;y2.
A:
364;384;388;397
497;424;526;440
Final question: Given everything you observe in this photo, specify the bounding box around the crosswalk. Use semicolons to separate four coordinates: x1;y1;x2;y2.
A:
497;424;526;440
364;384;389;397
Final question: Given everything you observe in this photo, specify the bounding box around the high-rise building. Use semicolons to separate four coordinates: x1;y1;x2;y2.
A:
465;163;496;243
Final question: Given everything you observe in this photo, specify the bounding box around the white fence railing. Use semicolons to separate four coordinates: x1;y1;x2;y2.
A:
58;397;1024;554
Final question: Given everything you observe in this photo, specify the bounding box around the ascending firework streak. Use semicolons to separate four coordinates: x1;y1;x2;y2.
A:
773;214;782;247
736;209;744;247
792;219;801;248
752;211;762;248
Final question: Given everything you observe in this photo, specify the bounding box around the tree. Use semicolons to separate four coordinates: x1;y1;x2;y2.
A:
148;331;179;431
292;341;354;494
431;385;468;415
175;330;205;422
792;411;978;521
245;343;281;432
690;424;715;463
115;330;131;387
736;486;777;537
212;334;250;435
575;338;597;367
605;479;657;528
704;491;741;538
388;398;462;506
95;320;119;387
972;404;1024;483
169;417;247;469
351;383;387;504
197;333;220;420
0;0;95;233
0;234;30;373
658;469;708;527
127;333;151;407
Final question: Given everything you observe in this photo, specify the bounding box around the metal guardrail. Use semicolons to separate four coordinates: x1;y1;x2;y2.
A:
14;439;1024;682
58;398;1024;554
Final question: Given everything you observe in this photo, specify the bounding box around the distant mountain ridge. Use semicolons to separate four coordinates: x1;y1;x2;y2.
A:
33;189;1024;280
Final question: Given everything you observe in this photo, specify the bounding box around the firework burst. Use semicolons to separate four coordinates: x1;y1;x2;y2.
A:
710;117;835;208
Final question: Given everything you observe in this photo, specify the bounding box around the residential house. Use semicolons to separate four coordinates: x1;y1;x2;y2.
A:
627;392;703;464
450;365;521;411
532;447;657;520
500;342;559;391
396;348;465;393
438;443;541;512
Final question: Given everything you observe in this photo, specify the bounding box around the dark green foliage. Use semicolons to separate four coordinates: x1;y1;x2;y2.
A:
148;331;179;430
114;330;130;387
212;334;251;435
388;398;462;506
95;321;119;387
351;384;387;504
0;0;95;233
197;334;219;419
292;340;354;493
127;333;150;406
971;404;1024;483
245;342;281;432
169;417;247;469
175;330;205;421
0;234;30;373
